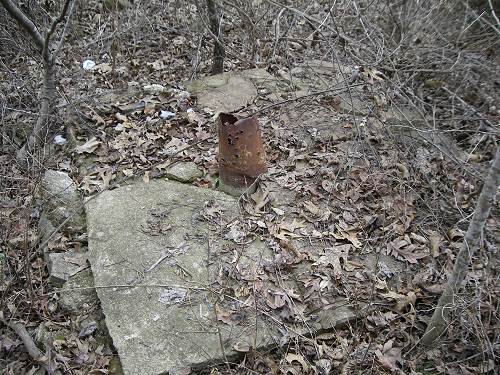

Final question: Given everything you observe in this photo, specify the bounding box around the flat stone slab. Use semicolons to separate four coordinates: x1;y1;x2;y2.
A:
86;180;372;374
186;68;276;113
86;181;280;374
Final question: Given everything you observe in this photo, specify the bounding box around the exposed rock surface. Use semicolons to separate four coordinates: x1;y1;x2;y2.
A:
164;161;203;183
59;268;99;314
46;251;88;287
187;68;275;113
41;170;84;231
86;180;366;375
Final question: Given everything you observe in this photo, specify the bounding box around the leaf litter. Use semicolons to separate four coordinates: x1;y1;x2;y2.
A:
1;2;498;374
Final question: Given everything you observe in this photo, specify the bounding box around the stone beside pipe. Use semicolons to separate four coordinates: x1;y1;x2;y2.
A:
218;113;267;196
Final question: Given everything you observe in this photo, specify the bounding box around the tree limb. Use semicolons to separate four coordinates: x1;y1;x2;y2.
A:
0;0;44;51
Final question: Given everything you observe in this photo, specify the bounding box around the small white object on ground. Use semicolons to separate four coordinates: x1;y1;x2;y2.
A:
160;110;176;120
82;59;96;70
143;84;166;95
53;135;67;145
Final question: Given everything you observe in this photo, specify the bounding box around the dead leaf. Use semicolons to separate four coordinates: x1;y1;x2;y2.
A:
427;230;444;257
250;186;269;213
333;226;362;248
91;112;105;125
389;236;428;263
266;290;288;309
143;102;156;115
187;109;205;125
313;245;350;277
233;341;251;352
375;340;402;371
122;168;134;177
285;353;311;372
363;67;385;84
380;290;416;311
225;220;249;244
271;207;285;215
448;227;463;241
93;62;112;75
75;137;101;154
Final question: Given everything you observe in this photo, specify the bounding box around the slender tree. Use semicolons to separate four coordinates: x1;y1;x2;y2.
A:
421;146;500;346
0;0;75;164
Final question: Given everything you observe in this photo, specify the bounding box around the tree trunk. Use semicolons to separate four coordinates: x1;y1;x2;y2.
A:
207;0;224;74
421;147;500;346
16;61;55;163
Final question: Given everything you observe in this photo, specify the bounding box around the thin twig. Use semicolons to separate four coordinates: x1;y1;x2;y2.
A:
250;74;361;116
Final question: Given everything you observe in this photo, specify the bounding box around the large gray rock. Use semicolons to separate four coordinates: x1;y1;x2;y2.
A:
41;170;84;231
85;180;368;374
187;73;257;113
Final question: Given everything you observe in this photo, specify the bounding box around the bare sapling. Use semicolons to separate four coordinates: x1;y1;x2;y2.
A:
0;0;75;165
421;147;500;346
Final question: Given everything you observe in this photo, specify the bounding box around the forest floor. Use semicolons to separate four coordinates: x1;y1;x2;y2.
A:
1;1;499;374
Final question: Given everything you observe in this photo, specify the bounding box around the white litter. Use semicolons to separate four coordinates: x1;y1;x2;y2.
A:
82;59;96;70
160;110;176;120
53;135;67;145
143;84;166;95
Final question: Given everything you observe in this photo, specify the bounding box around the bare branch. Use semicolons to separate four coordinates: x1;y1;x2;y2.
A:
264;0;355;45
43;0;74;62
53;0;76;58
0;0;44;51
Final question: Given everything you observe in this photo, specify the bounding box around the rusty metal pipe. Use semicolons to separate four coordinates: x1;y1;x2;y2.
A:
218;113;267;196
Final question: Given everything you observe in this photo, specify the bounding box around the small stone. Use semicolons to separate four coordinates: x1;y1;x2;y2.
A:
42;170;79;205
46;251;88;287
164;162;202;183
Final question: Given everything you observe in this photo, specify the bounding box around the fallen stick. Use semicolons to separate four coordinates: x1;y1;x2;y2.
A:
3;319;62;375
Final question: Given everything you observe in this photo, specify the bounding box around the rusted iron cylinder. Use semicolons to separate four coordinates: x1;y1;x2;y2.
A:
218;113;267;196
